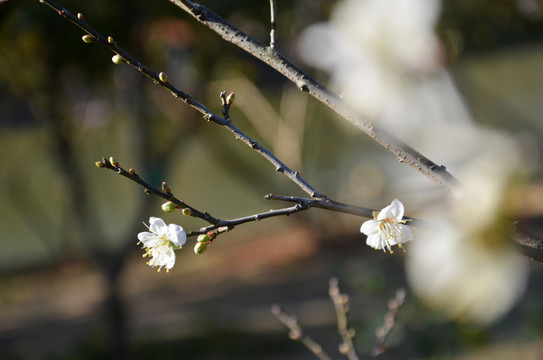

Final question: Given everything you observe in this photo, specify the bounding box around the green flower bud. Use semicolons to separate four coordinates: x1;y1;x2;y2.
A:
197;234;211;243
107;36;115;44
182;208;193;216
111;55;124;64
161;201;177;213
109;156;119;167
95;160;105;168
194;242;208;254
82;35;95;44
159;72;169;83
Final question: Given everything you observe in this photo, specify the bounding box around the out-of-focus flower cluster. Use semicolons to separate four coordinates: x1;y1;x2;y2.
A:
300;0;531;325
298;0;442;121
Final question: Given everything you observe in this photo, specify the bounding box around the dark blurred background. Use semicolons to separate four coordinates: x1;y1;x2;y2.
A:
1;0;543;359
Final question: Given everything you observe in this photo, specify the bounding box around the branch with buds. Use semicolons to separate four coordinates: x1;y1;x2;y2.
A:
39;0;543;263
96;157;421;243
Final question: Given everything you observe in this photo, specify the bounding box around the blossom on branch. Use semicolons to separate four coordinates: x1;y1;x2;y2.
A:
137;217;186;272
361;199;413;253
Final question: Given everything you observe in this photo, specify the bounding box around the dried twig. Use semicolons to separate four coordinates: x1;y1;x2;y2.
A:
271;305;334;360
371;288;407;359
329;278;359;360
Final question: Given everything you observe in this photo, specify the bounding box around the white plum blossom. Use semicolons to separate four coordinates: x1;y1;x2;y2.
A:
361;199;413;253
137;217;187;272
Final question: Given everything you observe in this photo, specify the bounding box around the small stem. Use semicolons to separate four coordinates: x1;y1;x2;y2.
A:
269;0;278;50
271;305;334;360
193;203;307;235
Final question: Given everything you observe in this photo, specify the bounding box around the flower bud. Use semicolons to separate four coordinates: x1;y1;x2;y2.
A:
95;160;105;168
226;92;235;105
107;36;115;44
111;55;124;64
161;181;171;194
197;234;211;243
194;242;208;254
182;208;193;216
161;201;177;213
77;13;85;21
82;35;95;44
129;168;137;175
159;72;169;83
109;156;119;167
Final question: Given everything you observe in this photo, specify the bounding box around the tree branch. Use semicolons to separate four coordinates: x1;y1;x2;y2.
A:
168;0;463;199
39;0;543;263
38;0;324;199
265;194;430;229
95;158;311;236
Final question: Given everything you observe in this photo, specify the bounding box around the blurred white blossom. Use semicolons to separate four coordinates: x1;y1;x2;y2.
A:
298;0;531;325
137;217;187;272
298;0;442;120
406;130;529;325
361;199;413;253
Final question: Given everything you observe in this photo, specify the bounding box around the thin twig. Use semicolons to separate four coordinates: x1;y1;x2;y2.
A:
271;305;334;360
265;194;430;229
95;158;309;236
329;278;359;360
269;0;278;50
168;0;463;199
371;288;407;359
96;157;219;225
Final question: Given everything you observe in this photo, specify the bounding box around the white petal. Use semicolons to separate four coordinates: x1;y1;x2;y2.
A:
167;224;187;247
366;233;384;250
360;219;379;235
398;225;413;244
137;231;157;243
149;217;167;234
377;199;404;221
